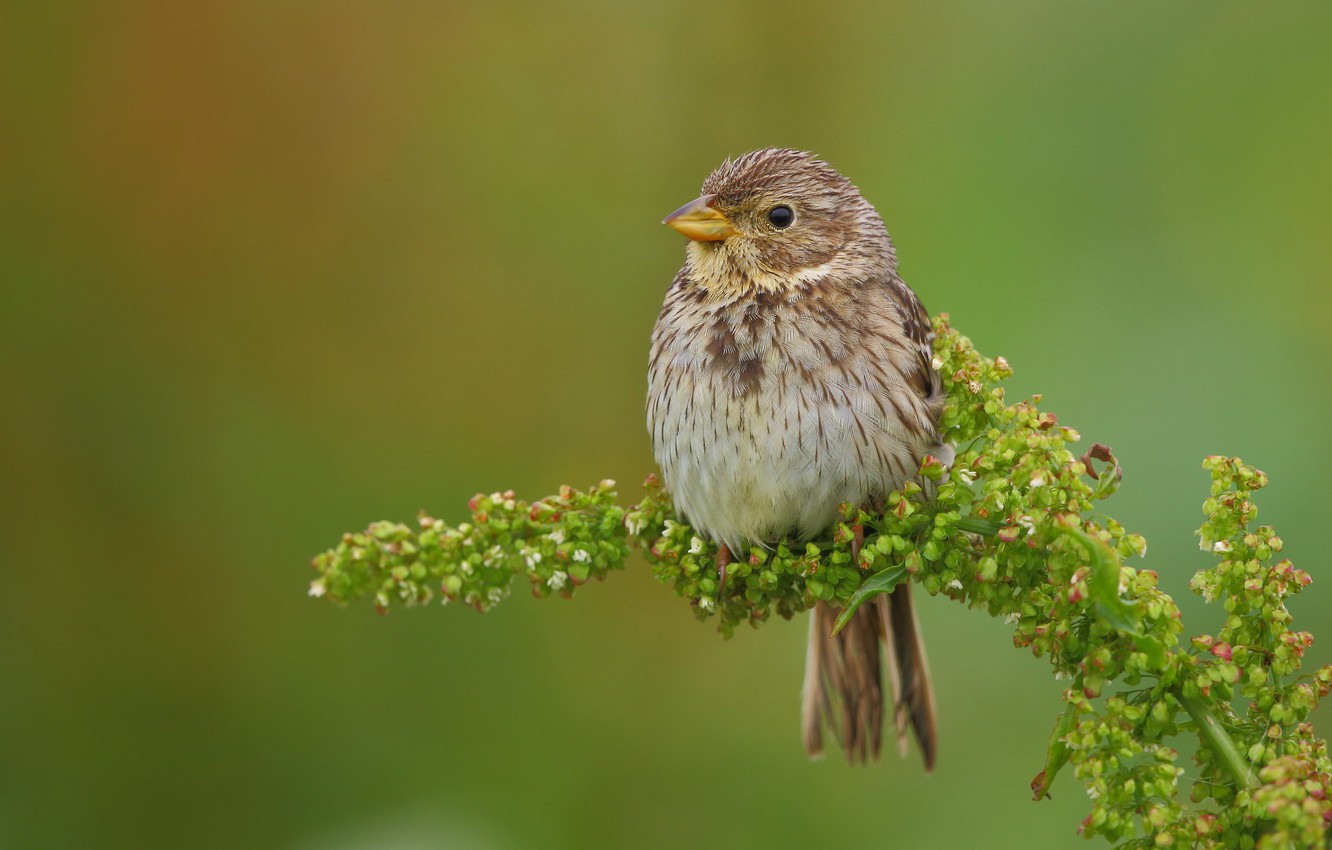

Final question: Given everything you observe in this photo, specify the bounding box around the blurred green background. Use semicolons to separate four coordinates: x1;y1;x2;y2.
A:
4;2;1331;848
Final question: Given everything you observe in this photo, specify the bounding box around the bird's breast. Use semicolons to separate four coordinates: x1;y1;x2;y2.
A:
647;283;932;551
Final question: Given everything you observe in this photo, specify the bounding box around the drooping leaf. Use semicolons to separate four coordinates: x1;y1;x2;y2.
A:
1032;700;1081;800
831;565;908;636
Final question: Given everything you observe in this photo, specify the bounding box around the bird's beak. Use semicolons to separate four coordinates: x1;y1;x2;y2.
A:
663;194;736;242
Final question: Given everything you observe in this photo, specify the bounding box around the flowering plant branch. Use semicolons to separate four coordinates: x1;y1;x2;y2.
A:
310;315;1331;847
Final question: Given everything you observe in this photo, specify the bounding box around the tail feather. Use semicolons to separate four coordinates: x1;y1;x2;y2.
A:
801;584;936;769
882;582;937;769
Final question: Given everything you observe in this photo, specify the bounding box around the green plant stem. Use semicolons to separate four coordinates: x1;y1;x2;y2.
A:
1179;691;1258;791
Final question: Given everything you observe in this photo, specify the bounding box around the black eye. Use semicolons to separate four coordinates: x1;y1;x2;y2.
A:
767;205;794;229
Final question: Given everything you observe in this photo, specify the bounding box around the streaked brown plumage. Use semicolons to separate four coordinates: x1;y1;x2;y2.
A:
647;148;945;768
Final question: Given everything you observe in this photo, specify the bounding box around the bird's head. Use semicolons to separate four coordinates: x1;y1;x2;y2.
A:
664;148;896;296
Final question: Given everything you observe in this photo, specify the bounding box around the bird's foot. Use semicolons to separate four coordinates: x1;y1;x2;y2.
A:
716;543;733;598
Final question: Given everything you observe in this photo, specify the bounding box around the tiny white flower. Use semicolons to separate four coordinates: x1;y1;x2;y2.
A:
1017;515;1036;535
523;549;542;569
1086;785;1100;800
308;579;326;598
689;536;705;555
1211;540;1231;553
487;587;504;604
946;579;963;591
930;355;943;370
663;519;680;536
698;596;716;612
547;570;568;590
957;467;977;485
1054;670;1069;681
1029;474;1045;488
625;516;644;536
572;548;591;563
549;528;565;545
1004;612;1020;624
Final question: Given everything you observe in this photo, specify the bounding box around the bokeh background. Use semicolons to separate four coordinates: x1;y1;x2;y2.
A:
4;2;1331;848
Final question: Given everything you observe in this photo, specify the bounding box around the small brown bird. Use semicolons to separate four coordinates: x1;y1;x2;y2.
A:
647;148;945;768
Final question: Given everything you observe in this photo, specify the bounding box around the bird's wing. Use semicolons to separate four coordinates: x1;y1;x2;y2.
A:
887;276;944;422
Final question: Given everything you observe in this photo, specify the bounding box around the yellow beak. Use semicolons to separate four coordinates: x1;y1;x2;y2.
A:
663;194;736;242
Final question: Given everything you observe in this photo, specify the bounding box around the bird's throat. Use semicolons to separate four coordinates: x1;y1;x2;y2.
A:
685;240;803;298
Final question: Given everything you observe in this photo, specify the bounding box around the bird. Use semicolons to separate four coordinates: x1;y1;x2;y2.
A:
647;148;945;768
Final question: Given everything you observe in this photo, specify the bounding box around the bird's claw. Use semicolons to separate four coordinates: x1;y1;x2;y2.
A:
716;543;733;598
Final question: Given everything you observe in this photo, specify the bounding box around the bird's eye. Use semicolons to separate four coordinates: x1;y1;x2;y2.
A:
767;205;794;229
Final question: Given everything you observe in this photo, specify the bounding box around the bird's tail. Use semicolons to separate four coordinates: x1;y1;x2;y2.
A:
801;585;936;769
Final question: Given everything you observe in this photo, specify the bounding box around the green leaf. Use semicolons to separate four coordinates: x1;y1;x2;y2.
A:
1091;468;1121;501
1032;701;1081;800
1131;634;1168;669
1059;523;1143;636
830;565;908;636
955;515;1002;537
